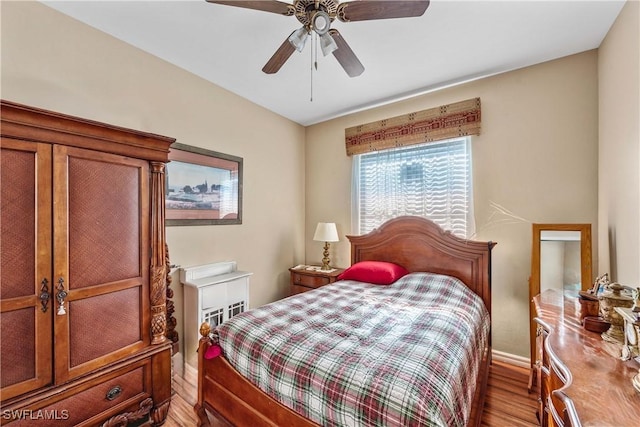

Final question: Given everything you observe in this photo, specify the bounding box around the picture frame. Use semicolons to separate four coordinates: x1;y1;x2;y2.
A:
166;143;242;226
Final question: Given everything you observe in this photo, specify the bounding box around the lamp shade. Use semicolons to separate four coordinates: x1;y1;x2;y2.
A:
313;222;339;242
288;27;309;53
319;33;338;56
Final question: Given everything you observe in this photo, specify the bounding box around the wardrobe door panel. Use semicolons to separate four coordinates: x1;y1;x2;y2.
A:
69;287;141;367
67;155;141;288
53;145;149;383
0;308;36;386
0;139;53;400
1;146;36;299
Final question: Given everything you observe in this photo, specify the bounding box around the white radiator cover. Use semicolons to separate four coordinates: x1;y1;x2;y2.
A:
180;261;252;367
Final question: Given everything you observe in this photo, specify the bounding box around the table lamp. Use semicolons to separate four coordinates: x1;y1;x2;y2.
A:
313;222;339;270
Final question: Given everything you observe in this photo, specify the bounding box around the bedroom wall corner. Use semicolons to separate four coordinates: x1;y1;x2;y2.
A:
598;0;640;286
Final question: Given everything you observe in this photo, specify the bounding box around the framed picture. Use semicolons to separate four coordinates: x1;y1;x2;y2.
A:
166;143;242;226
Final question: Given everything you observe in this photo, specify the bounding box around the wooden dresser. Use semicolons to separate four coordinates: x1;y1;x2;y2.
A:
532;290;640;426
0;101;175;425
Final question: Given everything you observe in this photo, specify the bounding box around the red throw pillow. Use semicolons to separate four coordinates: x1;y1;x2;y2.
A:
204;344;222;360
337;261;410;285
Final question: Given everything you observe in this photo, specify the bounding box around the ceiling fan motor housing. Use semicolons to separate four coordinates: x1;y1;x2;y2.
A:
294;0;339;28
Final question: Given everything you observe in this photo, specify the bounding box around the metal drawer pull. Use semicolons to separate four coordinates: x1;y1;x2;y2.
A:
39;278;50;312
56;277;68;315
106;385;122;401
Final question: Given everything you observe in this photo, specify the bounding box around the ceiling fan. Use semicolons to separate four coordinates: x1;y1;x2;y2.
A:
206;0;431;77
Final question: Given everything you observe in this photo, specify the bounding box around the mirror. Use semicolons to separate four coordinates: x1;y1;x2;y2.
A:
529;224;592;365
539;230;583;294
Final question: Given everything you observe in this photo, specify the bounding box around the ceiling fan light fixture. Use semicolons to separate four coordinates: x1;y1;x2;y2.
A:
319;33;338;56
288;26;309;52
311;10;332;35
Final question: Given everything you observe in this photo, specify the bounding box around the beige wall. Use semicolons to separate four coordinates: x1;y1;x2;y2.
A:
305;52;600;357
1;2;306;364
5;1;634;362
598;0;640;285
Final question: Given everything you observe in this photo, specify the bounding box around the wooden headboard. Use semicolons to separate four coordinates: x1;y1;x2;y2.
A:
347;216;496;316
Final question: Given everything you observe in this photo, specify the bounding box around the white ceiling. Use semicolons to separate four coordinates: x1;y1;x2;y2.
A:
42;0;625;126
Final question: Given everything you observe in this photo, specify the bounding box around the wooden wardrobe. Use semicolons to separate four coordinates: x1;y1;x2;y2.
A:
0;100;175;426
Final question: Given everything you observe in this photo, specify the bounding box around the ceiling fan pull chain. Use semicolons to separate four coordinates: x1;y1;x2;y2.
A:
314;31;319;71
310;31;315;102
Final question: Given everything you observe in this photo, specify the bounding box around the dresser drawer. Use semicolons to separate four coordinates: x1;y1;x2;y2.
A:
291;273;330;289
288;267;345;297
6;359;151;426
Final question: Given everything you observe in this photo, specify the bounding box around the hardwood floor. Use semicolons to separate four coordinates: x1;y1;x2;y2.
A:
481;361;539;427
164;360;539;426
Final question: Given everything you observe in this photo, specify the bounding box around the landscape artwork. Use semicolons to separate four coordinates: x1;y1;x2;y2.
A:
166;143;242;225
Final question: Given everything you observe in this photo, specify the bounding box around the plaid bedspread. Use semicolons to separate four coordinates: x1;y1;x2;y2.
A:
214;272;490;427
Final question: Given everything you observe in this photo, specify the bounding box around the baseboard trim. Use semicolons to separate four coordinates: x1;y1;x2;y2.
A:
184;361;198;384
171;352;198;405
172;351;184;377
492;349;531;368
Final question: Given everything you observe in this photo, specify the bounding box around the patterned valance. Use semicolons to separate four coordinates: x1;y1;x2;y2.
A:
345;97;481;156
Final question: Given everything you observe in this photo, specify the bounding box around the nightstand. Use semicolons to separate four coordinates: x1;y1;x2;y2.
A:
289;266;345;296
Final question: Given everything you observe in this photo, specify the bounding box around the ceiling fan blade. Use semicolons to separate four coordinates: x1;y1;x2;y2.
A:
328;29;364;78
206;1;294;16
262;33;296;74
337;0;430;22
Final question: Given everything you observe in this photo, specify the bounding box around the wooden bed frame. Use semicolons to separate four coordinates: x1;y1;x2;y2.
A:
195;216;496;427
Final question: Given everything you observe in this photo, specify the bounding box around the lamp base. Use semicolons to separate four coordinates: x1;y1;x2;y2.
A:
320;242;331;270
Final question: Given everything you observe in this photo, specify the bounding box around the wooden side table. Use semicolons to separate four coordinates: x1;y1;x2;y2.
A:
289;266;345;296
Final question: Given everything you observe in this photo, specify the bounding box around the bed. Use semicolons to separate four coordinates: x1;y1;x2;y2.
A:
195;216;495;427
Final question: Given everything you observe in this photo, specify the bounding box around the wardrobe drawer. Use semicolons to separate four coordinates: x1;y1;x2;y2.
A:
6;360;151;426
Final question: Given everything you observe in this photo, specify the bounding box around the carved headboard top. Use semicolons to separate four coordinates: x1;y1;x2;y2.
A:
347;216;495;315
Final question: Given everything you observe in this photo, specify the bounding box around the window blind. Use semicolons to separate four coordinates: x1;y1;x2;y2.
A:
353;137;474;238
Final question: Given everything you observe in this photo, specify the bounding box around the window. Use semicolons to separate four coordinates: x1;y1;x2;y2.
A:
352;137;474;238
